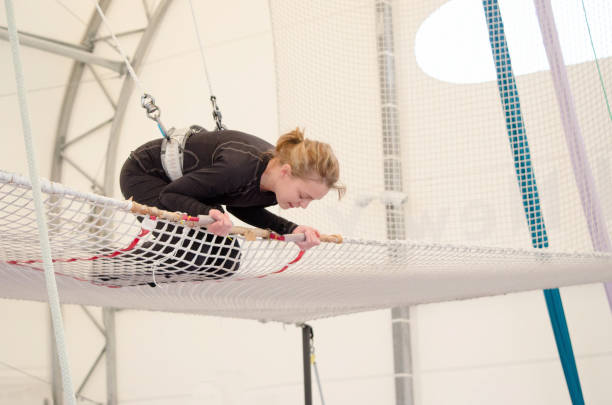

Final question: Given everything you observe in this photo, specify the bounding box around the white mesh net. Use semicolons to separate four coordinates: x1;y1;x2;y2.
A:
0;170;611;323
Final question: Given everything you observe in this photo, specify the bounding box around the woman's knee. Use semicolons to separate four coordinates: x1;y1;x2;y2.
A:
119;158;168;206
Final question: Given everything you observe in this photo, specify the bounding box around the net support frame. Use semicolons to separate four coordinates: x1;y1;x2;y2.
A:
375;2;414;404
103;308;118;405
302;324;313;405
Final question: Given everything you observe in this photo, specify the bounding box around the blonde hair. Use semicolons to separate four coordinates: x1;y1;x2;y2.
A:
272;128;346;199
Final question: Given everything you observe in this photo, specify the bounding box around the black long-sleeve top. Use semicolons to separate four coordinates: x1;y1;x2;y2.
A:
128;127;298;235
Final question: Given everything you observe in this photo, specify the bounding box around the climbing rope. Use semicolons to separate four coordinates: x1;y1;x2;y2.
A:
4;0;76;403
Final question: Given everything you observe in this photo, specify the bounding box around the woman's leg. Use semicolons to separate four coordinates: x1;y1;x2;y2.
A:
119;156;168;207
110;157;241;287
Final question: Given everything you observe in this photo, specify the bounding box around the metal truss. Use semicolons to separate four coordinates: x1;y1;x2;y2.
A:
2;1;171;403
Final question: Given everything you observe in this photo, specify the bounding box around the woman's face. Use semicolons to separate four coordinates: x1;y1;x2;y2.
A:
275;164;329;209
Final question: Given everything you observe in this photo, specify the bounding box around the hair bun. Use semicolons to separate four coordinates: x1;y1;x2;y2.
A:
276;127;304;151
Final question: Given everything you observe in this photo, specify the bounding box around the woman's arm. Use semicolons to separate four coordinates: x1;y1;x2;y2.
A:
226;205;297;235
159;166;235;216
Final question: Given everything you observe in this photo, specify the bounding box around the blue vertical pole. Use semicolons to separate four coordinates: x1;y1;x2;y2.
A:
481;1;584;404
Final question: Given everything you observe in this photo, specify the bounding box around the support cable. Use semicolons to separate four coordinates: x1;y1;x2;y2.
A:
91;0;145;94
187;0;214;99
4;0;76;403
309;330;327;405
188;0;225;130
90;0;169;137
580;0;612;122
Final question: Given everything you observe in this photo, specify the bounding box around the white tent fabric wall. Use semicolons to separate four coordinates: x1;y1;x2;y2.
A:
1;0;612;404
270;0;612;251
269;0;612;404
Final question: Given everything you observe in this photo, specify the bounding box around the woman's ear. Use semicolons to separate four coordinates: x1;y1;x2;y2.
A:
280;163;292;177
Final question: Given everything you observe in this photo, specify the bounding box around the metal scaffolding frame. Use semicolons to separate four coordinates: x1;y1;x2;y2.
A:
1;1;171;403
375;1;414;404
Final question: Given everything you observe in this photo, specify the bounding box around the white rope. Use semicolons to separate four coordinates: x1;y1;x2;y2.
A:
3;1;76;404
4;166;612;259
188;0;215;97
0;170;133;210
90;0;147;95
312;360;326;405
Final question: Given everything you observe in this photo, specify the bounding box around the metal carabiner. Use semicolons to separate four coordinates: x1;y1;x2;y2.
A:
141;93;168;138
210;95;225;130
141;93;160;120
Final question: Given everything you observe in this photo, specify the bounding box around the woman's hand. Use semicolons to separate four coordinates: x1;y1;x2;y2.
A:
292;225;321;251
207;209;233;236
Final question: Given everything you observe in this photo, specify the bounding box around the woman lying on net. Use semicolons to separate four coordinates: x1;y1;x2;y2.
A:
109;127;344;286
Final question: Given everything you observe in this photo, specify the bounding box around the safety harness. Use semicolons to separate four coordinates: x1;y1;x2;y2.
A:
160;127;194;181
141;93;222;182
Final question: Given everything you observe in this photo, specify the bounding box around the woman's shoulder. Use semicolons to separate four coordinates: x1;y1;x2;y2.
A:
213;130;274;159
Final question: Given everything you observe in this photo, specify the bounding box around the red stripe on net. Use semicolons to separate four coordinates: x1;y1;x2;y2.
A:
6;219;307;287
7;228;151;266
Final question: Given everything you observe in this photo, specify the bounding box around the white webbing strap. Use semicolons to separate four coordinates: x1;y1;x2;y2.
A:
534;0;612;309
161;127;192;181
4;1;76;404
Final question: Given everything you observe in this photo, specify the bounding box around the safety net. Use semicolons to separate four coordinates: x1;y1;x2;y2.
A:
0;170;611;323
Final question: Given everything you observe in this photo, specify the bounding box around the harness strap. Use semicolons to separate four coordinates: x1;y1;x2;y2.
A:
161;127;193;181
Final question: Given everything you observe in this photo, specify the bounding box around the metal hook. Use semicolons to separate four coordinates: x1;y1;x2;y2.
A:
141;93;160;120
210;95;225;130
